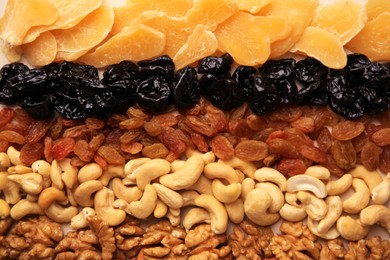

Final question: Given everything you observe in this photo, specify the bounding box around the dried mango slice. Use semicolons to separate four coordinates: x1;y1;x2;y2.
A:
293;26;347;69
185;0;238;31
23;0;103;43
346;12;390;61
366;0;390;21
78;24;166;68
52;4;114;53
0;0;58;45
173;24;218;70
258;0;318;58
55;50;90;62
0;42;22;63
232;0;272;13
22;31;57;66
112;0;193;34
311;0;367;44
215;11;290;66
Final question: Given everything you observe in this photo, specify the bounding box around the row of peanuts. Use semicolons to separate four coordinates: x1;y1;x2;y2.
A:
0;144;389;242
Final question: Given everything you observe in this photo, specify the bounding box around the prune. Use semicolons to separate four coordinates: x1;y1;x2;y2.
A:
137;75;172;112
52;94;86;120
260;58;296;80
345;53;371;83
197;54;233;75
7;69;48;96
295;57;328;85
232;65;256;98
273;78;298;104
327;70;356;105
138;55;175;81
22;95;53;120
0;63;29;84
248;73;280;115
198;73;223;95
359;85;390;114
102;60;138;81
329;95;365;119
202;78;245;110
361;62;390;89
173;66;200;109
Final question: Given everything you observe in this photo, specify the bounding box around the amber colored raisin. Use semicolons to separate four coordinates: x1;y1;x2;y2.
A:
190;132;209;153
210;135;234;160
268;106;303;122
85;118;105;130
0;107;14;128
379;146;390;173
159;127;186;156
312;106;340;131
352;132;368;153
235;140;268;161
141;143;169;159
330;140;356;170
290;117;315;134
51;137;75;161
0;130;25;145
62;125;88;139
89;133;105;152
184;116;216;137
267;138;300;158
74;140;94;162
4;108;34;136
0;140;9;153
276;158;307;177
143;121;162;137
62;118;83;127
106;114;128;127
150;113;179;128
44;136;53;163
365;123;385;139
332;120;365;141
263;154;279;166
165;151;180;162
361;142;382;171
228;119;253;138
48;117;63;140
94;153;108;170
119;129;143;145
266;130;288;142
119;118;145;130
20;143;44;166
126;107;150;121
25;120;52;144
300;145;327;163
70;156;87;168
97;145;125;165
284;128;314;147
246;114;264;131
317;127;333;152
371;128;390;147
206;104;227;132
121;142;143;155
175;128;193;148
229;103;248;121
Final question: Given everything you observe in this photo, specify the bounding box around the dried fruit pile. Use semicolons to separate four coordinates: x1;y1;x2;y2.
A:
1;0;389;69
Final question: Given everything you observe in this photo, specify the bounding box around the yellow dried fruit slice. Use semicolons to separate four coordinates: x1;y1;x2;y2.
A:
346;12;390;61
232;0;272;13
52;4;114;53
173;24;218;70
0;0;58;45
0;42;22;63
22;31;57;66
258;0;318;58
311;0;367;44
23;0;103;43
185;0;238;31
293;26;347;69
55;50;90;62
78;24;166;68
366;0;390;21
215;11;290;66
112;0;193;34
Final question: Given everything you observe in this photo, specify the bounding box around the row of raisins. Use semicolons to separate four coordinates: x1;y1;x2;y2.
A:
0;53;389;120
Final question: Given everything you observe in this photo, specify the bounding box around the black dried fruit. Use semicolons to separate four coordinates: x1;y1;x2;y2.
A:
137;75;172;112
330;95;365;119
203;78;245;110
272;78;298;104
198;73;223;96
359;85;390;115
7;69;48;96
0;63;29;85
138;55;175;81
248;72;280;115
102;60;139;81
327;70;356;105
198;53;233;75
361;62;390;89
173;66;200;109
52;94;86;120
232;65;256;98
22;95;53;120
295;57;328;85
260;58;296;80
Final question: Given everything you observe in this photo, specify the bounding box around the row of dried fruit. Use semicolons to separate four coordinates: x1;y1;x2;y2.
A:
1;215;389;259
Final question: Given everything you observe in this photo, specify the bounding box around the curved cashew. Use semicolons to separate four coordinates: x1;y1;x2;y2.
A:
10;199;44;220
371;173;390;204
244;189;280;226
336;216;369;241
59;158;78;189
185;149;216;164
350;165;383;191
297;191;327;221
0;171;8;190
326;174;352;195
218;156;256;178
95;187;126;226
74;180;103;207
50;160;64;190
225;198;245;224
360;205;390;233
111;178;142;203
70;207;96;230
3;180;21;204
0;152;11;169
0;199;10;219
279;204;307;222
194;194;228;234
38;187;67;210
307;217;340;240
124;157;151;181
183;208;211;231
255;182;284;213
212;180;241;204
31;160;51;188
99;165;125;186
78;163;103;183
317;196;343;233
287;175;327;198
153;199;168;218
152;183;183;209
7;173;43;195
285;192;300;207
7;146;24;166
160;155;204;190
180;190;199;207
171;160;186;172
204;163;239;183
134;159;170;190
241;178;255;200
66;187;77;207
45;202;78;223
185;175;212;195
127;184;157;219
304;165;330;180
166;209;181;226
254;167;287;191
343;178;370;214
8;165;32;174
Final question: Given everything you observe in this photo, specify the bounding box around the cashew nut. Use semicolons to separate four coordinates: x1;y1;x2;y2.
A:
194;194;228;234
241;177;255;200
45;202;78;223
50;160;64;190
38;187;67;210
307;217;340;240
204;162;239;183
59;158;78;189
95;187;126;226
185;149;215;164
212;179;241;204
124;157;151;181
317;196;343;234
218;156;256;178
152;183;183;209
99;165;125;186
336;216;369;241
10;199;44;220
255;182;284;213
0;199;10;219
3;180;21;204
74;180;103;207
185;175;212;195
31;160;51;188
287;175;327;198
111;178;142;203
326;174;352;195
254;167;287;191
224;198;245;224
343;178;370;214
134;159;171;190
153;199;168;218
0;152;10;169
304;165;330;180
70;207;96;230
180;190;199;207
8;173;43;195
285;192;300;207
8;165;31;174
371;173;390;204
183;208;211;231
360;205;390;233
160;155;204;190
279;204;307;222
7;146;24;166
349;165;383;192
166;209;181;226
127;184;157;219
0;171;8;190
78;163;103;183
297;191;327;221
171;160;186;172
244;189;280;226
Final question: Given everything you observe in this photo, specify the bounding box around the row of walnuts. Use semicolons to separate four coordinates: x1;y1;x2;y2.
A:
1;215;389;260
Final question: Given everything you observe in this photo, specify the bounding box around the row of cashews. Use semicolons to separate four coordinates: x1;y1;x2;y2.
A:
0;145;389;241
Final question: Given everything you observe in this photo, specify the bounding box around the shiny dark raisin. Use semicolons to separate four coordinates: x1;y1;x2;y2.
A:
203;78;245;110
327;70;356;105
272;78;298;104
295;57;328;86
198;54;233;75
0;63;29;84
232;65;256;98
22;95;53;120
7;69;48;96
138;55;175;81
260;58;296;80
329;95;365;119
361;62;390;89
52;94;86;120
248;72;280;115
173;66;200;109
137;75;172;112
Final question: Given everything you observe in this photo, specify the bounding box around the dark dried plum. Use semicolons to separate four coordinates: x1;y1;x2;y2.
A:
0;63;29;84
260;58;295;80
198;54;233;75
137;75;172;112
203;78;245;110
295;57;328;85
327;70;356;105
173;66;200;109
52;94;86;120
102;60;138;81
330;95;365;119
272;78;298;104
138;55;175;81
359;85;390;115
22;95;53;120
232;65;256;98
361;62;390;89
198;73;223;95
7;69;48;96
248;72;280;115
295;80;328;105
